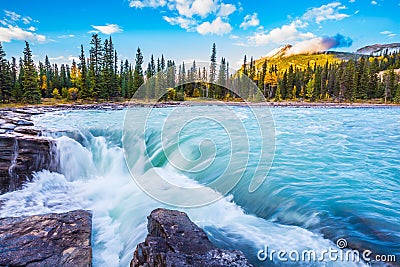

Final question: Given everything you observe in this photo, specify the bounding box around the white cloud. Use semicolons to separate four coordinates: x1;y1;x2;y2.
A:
0;11;44;43
49;56;65;61
163;16;195;29
91;24;123;34
68;55;80;62
58;34;75;38
129;0;145;8
354;10;359;14
129;0;236;35
380;30;396;37
129;0;167;8
36;35;46;42
240;13;259;29
232;42;247;47
349;0;355;2
4;10;21;22
302;2;349;24
247;20;315;46
197;17;232;35
218;3;236;17
46;55;81;65
285;38;329;56
22;17;32;24
130;0;220;18
371;0;377;4
0;25;46;42
175;0;217;18
4;10;33;25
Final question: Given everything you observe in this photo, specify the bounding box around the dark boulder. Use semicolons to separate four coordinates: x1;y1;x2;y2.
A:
0;210;92;267
132;208;252;267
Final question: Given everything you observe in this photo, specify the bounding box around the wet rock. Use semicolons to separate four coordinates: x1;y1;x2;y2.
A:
0;134;58;193
13;119;34;126
0;123;16;130
0;109;59;194
14;126;42;136
13;108;44;115
0;113;34;126
0;210;92;267
131;208;252;267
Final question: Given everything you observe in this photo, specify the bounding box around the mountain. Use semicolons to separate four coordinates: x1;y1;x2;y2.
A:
264;44;293;58
253;48;346;74
247;42;398;75
254;52;341;73
356;43;400;56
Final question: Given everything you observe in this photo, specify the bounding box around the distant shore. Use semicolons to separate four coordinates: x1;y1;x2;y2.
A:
1;99;400;111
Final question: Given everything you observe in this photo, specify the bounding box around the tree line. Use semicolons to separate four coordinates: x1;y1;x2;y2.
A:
0;34;149;104
0;35;399;104
243;51;400;103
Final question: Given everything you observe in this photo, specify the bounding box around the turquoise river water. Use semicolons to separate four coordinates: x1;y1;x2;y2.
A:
0;106;399;266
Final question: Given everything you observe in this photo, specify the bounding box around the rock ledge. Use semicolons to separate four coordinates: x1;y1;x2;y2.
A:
131;208;252;267
0;109;58;193
0;210;92;267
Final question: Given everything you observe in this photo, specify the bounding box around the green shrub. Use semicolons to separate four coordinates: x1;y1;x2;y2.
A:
68;88;79;101
61;88;68;99
52;88;61;99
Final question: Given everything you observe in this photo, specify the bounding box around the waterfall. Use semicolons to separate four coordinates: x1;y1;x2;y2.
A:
8;138;19;192
3;107;396;266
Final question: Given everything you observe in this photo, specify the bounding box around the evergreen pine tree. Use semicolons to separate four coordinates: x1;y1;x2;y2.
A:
161;55;165;71
79;45;91;99
22;42;41;104
114;50;120;97
243;55;248;76
368;58;379;99
217;57;227;99
280;70;288;99
44;55;52;93
166;60;176;90
13;58;24;101
10;57;18;100
60;64;67;89
132;47;144;97
209;43;217;98
287;64;295;99
0;43;12;102
313;66;322;100
120;60;128;98
52;64;60;91
89;34;102;98
394;83;400;103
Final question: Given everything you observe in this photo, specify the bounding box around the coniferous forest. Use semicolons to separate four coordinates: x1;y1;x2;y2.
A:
0;34;400;104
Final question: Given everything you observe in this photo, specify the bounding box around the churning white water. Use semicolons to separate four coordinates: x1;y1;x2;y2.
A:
0;108;370;266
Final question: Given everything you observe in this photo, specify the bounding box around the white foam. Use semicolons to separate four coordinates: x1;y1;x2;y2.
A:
0;132;367;266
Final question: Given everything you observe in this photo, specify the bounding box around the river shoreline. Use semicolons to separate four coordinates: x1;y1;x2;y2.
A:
1;100;400;111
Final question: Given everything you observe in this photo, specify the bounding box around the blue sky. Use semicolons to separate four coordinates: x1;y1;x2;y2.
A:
0;0;399;68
